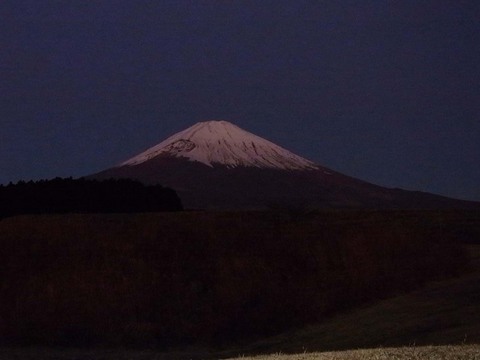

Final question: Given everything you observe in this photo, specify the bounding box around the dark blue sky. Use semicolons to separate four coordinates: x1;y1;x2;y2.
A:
1;1;479;200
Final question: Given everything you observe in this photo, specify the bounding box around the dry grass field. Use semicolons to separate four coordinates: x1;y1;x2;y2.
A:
228;345;480;360
0;345;478;360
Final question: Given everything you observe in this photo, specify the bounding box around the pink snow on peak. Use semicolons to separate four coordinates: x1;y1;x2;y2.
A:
121;120;318;170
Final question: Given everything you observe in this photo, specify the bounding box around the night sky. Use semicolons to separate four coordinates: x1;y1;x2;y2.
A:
1;1;479;201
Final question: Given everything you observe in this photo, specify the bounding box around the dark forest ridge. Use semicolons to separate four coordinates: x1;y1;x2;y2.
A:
0;178;182;218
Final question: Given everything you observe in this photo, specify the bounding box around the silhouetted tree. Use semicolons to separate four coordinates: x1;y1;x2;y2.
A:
0;178;183;218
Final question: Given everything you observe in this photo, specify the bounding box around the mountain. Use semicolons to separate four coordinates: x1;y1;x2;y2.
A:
91;120;479;210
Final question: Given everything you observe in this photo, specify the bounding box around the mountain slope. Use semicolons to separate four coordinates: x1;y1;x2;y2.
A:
91;121;479;210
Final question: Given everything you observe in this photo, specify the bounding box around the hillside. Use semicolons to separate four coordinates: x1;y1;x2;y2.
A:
0;210;475;349
234;245;480;355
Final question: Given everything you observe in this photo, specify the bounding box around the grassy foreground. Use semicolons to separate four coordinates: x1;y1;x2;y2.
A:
229;345;480;360
0;345;478;359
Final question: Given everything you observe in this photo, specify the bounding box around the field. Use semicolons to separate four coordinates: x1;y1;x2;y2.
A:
0;345;479;359
228;345;480;360
0;210;479;358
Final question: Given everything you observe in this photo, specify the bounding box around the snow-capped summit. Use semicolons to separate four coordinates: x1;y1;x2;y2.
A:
122;120;318;170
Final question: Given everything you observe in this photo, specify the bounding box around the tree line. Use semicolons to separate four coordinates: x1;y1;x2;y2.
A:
0;177;183;218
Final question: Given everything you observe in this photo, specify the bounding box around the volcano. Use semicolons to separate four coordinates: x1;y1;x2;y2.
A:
91;121;478;210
